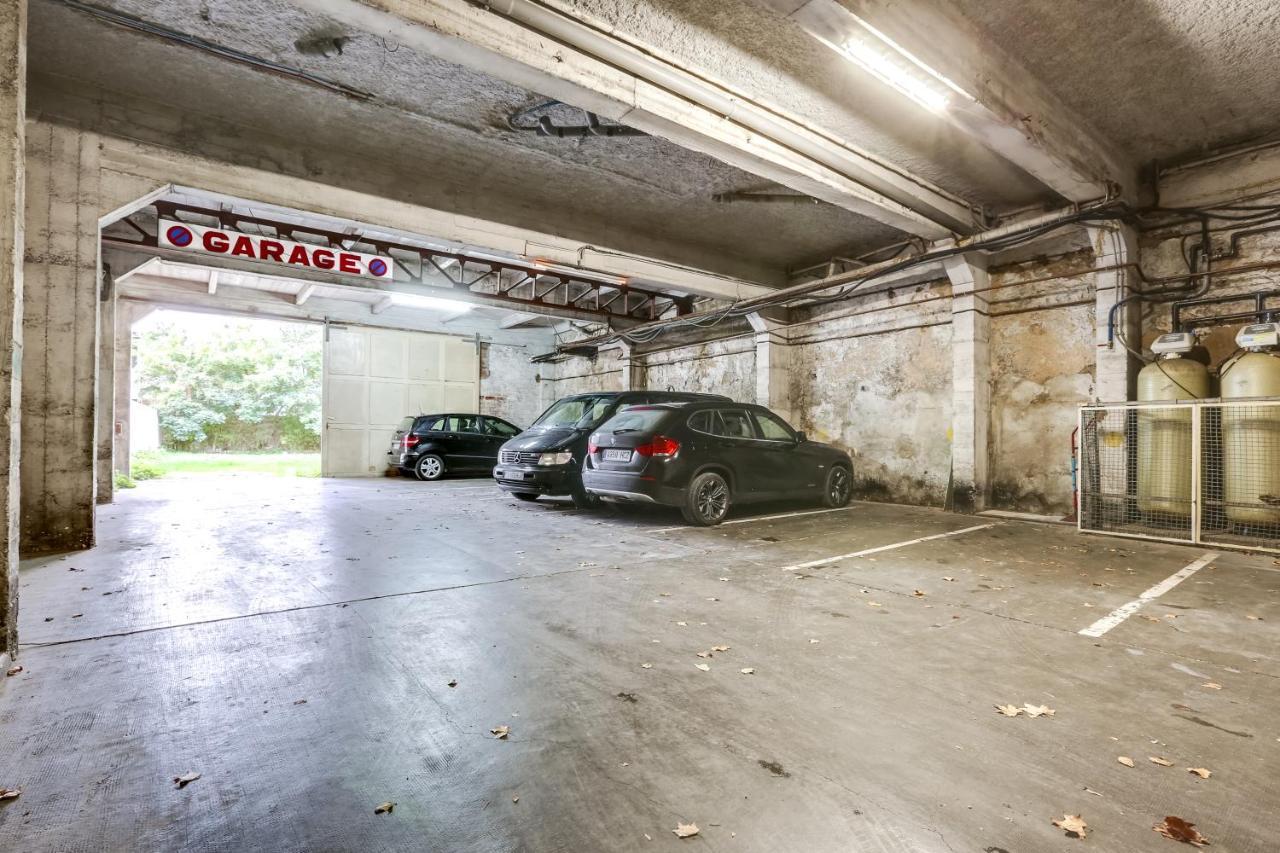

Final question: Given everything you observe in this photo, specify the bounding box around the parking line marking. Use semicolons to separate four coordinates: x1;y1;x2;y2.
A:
781;523;997;571
650;506;857;534
1078;551;1218;638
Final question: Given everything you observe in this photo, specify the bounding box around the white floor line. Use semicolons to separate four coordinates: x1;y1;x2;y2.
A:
781;523;997;571
1078;551;1218;638
649;505;857;534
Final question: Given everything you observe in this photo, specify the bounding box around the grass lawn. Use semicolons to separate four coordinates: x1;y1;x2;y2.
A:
132;450;321;478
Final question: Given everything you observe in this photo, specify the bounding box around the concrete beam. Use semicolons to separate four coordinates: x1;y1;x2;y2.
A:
1089;224;1139;403
613;340;645;392
0;0;25;664
115;277;555;347
499;312;538;329
370;295;393;315
96;135;773;303
297;0;978;237
1156;144;1280;209
96;268;115;505
766;0;1136;203
746;312;793;425
294;283;316;305
943;253;990;512
206;269;219;295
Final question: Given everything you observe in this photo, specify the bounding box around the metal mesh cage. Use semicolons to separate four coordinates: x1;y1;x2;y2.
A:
1078;400;1280;554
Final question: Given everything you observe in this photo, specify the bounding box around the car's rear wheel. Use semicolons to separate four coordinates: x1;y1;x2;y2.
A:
512;492;539;502
682;471;731;526
822;465;852;508
414;454;445;481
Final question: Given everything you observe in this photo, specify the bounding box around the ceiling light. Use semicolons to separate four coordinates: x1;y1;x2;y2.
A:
389;293;473;313
835;17;963;113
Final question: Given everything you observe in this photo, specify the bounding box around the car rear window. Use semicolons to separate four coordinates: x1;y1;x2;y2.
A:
397;416;415;433
416;415;446;432
599;408;672;433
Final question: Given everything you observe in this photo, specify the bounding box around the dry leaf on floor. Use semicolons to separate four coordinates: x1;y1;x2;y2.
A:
867;601;883;608
1023;704;1055;718
374;802;395;814
641;663;653;669
1118;756;1135;767
675;621;687;627
1149;756;1173;766
943;576;956;582
1052;814;1088;838
293;699;307;705
1153;816;1209;846
490;725;510;739
912;589;927;597
1187;767;1212;779
694;663;710;672
808;639;819;644
712;645;730;652
512;795;520;803
0;788;21;801
447;679;458;688
740;667;755;675
5;665;22;676
673;822;700;838
1246;615;1261;620
172;772;201;789
1201;682;1222;690
995;704;1023;717
696;651;712;658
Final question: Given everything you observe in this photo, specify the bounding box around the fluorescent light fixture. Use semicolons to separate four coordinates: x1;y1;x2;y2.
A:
388;292;473;313
836;16;963;113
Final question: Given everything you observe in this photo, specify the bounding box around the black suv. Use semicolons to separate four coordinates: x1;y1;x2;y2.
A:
582;400;853;525
390;413;522;480
493;391;729;506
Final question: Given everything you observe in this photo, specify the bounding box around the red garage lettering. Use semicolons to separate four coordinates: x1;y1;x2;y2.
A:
338;253;359;274
230;235;256;258
259;239;284;262
288;244;311;266
203;231;229;253
313;249;335;270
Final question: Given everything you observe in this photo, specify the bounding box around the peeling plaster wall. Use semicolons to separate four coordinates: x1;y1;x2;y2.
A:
479;342;547;428
549;352;623;398
987;253;1096;514
789;284;955;506
642;337;755;400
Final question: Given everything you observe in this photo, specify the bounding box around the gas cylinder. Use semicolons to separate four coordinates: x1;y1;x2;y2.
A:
1136;348;1210;516
1220;323;1280;526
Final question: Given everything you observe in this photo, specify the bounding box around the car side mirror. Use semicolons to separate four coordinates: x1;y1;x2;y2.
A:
796;432;807;443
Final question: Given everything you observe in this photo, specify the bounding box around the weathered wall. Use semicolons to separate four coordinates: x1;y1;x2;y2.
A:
789;283;955;506
986;253;1096;513
21;120;99;555
0;0;26;662
643;336;755;400
549;351;624;398
480;342;548;428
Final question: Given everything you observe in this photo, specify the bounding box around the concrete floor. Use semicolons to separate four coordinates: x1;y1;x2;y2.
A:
1;476;1278;852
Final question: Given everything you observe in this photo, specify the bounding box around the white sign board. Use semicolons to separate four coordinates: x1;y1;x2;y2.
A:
158;219;394;281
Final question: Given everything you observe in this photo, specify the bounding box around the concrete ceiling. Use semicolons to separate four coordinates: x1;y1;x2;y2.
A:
28;0;904;282
26;0;1280;293
948;0;1280;163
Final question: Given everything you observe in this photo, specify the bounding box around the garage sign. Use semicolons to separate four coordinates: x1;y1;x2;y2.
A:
158;219;394;281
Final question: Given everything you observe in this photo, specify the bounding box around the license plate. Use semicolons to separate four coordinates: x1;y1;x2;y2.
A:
604;448;631;462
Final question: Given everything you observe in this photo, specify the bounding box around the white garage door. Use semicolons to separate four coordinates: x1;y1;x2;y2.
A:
321;325;478;477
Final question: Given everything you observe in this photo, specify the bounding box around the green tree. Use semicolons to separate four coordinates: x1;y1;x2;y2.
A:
134;319;322;452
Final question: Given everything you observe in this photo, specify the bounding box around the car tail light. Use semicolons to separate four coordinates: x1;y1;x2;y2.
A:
403;434;421;449
588;440;599;454
635;435;680;458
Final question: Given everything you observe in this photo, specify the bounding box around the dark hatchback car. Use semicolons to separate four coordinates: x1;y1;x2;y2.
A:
390;413;522;480
493;391;729;507
582;401;853;525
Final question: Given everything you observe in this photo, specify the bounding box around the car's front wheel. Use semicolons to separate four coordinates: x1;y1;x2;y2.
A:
682;471;731;526
822;465;852;508
414;454;445;481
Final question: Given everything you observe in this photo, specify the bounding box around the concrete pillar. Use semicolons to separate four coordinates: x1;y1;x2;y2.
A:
21;122;101;555
0;0;26;665
95;268;114;503
616;340;644;391
747;312;792;424
944;253;991;512
1089;223;1139;402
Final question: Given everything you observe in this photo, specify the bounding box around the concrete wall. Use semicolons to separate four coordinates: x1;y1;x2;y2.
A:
21;120;99;555
643;336;756;400
479;342;547;428
789;289;954;506
549;351;624;397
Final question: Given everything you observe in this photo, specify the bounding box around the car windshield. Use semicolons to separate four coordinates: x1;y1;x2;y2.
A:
533;395;616;429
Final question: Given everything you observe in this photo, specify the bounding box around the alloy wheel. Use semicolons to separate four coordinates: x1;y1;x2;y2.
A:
418;456;443;480
696;477;729;522
829;467;850;504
